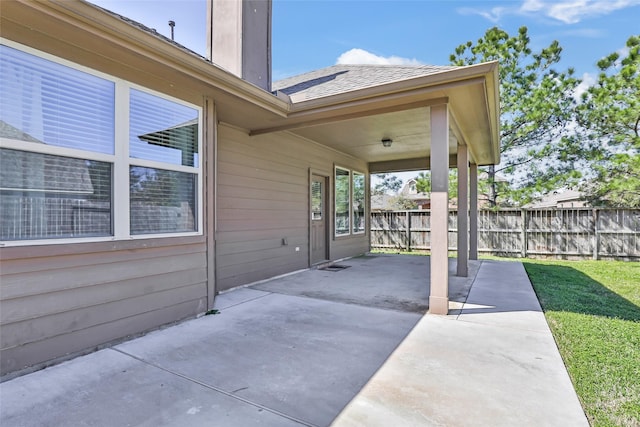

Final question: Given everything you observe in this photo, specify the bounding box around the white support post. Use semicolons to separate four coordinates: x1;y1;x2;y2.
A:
469;163;478;260
429;103;450;315
457;145;468;277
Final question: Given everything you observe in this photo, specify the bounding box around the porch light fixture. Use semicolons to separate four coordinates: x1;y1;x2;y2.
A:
381;138;393;148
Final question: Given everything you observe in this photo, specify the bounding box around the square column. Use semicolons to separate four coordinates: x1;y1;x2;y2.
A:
456;145;468;277
469;163;478;260
429;103;449;315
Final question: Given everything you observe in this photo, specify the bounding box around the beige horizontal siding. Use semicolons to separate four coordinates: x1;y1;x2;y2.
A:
332;235;370;260
0;241;204;276
1;281;206;349
1;299;203;375
1;268;207;326
1;251;206;300
0;241;208;376
216;125;369;291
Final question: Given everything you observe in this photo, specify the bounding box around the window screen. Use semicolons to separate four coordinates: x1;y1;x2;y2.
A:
0;148;112;240
129;166;197;235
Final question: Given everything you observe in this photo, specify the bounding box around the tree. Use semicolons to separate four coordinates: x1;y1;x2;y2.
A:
450;27;582;206
414;170;458;199
372;173;402;195
577;35;640;207
414;170;511;208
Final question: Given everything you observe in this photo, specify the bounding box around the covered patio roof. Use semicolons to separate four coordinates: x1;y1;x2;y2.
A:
266;62;500;173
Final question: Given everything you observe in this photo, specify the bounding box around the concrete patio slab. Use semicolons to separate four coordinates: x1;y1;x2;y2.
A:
114;292;420;426
0;347;303;427
253;254;480;314
456;260;550;331
0;256;588;427
331;259;588;427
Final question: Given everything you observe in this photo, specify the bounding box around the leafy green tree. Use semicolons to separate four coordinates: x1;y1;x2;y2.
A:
577;35;640;207
450;26;582;206
372;173;402;195
414;170;458;199
391;195;418;210
414;172;431;195
414;170;511;208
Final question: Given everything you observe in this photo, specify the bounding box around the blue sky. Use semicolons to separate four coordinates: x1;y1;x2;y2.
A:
90;0;640;85
89;0;639;186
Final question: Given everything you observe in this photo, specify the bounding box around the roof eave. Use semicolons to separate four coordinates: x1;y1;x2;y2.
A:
4;0;289;117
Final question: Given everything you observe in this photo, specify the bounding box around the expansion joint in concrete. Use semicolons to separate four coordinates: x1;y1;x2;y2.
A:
110;348;317;427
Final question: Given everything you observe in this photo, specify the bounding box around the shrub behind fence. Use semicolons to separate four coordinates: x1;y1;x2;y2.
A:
370;208;640;260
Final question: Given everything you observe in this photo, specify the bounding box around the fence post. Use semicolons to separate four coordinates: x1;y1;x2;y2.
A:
406;211;411;252
521;208;527;258
593;208;599;260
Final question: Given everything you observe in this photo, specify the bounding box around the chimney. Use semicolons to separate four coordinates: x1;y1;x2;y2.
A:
207;0;272;92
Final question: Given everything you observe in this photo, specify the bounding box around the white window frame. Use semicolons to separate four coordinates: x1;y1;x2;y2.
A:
352;170;366;235
334;166;351;237
334;165;366;237
0;39;203;247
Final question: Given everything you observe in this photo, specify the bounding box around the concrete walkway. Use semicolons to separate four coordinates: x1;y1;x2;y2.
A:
0;256;588;426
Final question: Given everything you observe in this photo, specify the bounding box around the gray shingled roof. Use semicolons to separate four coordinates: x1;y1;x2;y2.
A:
272;64;459;102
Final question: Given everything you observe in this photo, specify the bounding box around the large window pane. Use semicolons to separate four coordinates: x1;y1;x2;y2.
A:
0;45;115;154
352;171;365;234
0;149;112;240
130;166;197;235
335;167;350;236
129;89;199;167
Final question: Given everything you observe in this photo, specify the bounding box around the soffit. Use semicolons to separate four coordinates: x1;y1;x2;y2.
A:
260;63;500;169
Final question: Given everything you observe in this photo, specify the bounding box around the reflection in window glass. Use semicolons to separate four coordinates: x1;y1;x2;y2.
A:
312;180;323;220
129;89;199;167
0;45;115;154
335;167;350;236
0;148;112;240
352;172;365;233
129;166;197;235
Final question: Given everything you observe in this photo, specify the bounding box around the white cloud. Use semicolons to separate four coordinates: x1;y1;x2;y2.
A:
336;48;422;66
521;0;545;13
457;6;505;22
460;0;640;24
574;72;596;101
548;0;640;24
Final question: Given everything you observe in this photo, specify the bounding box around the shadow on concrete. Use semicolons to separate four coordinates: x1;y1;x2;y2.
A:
251;253;480;314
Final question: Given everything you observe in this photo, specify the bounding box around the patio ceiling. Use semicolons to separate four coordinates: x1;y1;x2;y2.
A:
254;62;501;173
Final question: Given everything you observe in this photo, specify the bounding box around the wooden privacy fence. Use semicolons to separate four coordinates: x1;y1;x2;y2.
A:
370;208;640;260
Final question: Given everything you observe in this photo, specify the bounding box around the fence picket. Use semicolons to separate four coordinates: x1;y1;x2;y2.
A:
371;208;640;260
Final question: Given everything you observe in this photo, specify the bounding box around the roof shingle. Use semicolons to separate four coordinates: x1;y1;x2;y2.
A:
272;64;459;102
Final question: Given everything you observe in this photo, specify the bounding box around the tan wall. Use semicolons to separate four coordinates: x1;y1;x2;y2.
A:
0;239;208;376
0;1;369;376
216;125;369;291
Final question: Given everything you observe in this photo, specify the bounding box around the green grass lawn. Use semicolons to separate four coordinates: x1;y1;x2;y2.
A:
522;259;640;427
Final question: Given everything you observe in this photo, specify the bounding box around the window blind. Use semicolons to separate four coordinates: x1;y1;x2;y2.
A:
0;45;115;154
129;166;197;235
0;148;112;240
129;89;199;167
